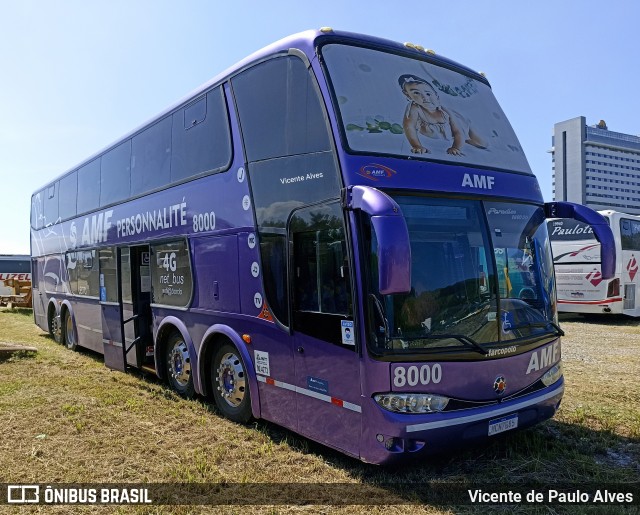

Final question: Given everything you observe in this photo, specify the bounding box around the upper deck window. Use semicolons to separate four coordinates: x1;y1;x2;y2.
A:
322;44;532;174
100;140;131;207
232;55;331;162
171;88;232;182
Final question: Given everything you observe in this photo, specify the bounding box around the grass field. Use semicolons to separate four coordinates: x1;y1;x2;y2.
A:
0;308;638;514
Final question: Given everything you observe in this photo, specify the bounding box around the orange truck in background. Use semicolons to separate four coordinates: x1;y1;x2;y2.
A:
0;255;32;308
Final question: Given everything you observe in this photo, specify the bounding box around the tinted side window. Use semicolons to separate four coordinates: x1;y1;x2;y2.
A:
100;140;131;207
120;248;133;303
621;219;640;250
171;88;232;182
99;247;119;302
290;202;353;345
232;56;331;161
43;182;58;225
77;159;101;214
150;240;193;307
36;258;46;291
0;259;30;273
65;252;77;295
259;232;288;323
31;191;44;229
131;117;172;196
249;152;340;228
59;171;78;220
31;259;38;289
44;256;62;293
67;250;99;297
291;203;351;316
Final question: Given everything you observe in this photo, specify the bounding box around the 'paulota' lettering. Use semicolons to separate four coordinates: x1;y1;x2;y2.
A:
551;225;594;236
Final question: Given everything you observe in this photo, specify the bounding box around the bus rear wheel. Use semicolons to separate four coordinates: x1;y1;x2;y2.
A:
165;332;195;398
211;343;252;423
63;310;78;351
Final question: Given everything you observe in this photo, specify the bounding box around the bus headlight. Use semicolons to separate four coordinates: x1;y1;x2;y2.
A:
374;393;449;413
541;362;563;386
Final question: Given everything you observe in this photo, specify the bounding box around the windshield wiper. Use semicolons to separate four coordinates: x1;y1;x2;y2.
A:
369;294;390;339
546;321;565;337
390;333;489;355
369;294;489;355
507;320;565;337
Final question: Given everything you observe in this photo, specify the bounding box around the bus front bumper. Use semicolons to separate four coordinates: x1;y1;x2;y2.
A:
360;379;564;465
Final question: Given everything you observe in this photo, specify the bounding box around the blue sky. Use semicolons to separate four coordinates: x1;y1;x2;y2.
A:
2;0;638;254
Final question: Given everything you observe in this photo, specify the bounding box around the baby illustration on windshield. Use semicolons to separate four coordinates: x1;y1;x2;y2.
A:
399;74;486;156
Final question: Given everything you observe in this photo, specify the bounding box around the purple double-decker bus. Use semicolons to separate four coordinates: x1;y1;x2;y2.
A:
30;29;615;464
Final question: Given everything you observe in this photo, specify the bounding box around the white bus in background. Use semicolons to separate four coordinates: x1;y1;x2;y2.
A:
548;210;640;316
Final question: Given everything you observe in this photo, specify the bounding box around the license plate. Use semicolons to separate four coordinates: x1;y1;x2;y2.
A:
488;414;518;436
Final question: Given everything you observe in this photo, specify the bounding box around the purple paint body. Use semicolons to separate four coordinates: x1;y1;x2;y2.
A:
30;29;615;465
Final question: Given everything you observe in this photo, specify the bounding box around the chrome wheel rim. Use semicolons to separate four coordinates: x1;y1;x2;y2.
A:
216;352;246;407
65;313;76;348
168;340;191;387
51;313;62;342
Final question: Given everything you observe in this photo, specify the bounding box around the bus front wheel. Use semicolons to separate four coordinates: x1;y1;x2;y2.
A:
48;307;62;344
211;343;252;423
164;332;195;398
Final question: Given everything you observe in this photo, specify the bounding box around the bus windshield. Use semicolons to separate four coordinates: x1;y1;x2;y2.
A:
322;44;531;174
366;197;557;354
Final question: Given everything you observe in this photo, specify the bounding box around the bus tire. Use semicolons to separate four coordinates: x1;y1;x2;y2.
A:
211;343;252;424
164;332;195;398
63;310;78;351
48;306;62;344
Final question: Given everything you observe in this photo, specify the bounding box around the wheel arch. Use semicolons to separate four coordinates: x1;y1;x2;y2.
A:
47;297;60;324
46;297;62;342
155;316;197;387
199;324;261;419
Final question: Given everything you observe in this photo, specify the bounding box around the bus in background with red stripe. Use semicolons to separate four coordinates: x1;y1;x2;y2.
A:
549;210;640;316
31;29;615;465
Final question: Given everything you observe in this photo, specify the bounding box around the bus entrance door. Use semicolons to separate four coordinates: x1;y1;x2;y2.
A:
122;246;153;369
292;317;361;457
101;246;152;372
101;247;126;371
288;205;362;456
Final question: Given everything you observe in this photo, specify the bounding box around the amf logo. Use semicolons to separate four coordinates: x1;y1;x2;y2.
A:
357;164;397;181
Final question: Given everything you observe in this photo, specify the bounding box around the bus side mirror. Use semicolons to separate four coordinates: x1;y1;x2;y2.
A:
544;201;616;279
346;186;411;294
